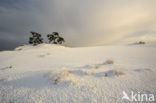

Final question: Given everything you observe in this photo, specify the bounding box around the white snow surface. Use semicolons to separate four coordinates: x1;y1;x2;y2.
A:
0;44;156;103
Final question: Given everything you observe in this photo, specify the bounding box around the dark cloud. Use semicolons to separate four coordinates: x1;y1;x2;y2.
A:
0;39;21;50
0;0;156;50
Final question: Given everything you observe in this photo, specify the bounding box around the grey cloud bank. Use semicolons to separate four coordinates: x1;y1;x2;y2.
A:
0;0;156;50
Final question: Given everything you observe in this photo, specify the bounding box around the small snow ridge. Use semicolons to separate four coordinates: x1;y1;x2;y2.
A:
69;69;94;76
0;66;14;70
77;60;114;70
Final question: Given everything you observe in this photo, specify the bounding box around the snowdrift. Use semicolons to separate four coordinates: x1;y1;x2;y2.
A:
0;44;156;103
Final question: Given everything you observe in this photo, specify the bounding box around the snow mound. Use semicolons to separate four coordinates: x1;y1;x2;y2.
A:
14;43;67;51
45;70;80;86
0;44;156;103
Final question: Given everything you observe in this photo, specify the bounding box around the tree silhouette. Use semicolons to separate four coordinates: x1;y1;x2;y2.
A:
47;32;65;44
29;31;43;46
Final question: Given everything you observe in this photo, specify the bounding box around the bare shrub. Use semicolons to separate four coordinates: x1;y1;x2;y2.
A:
106;60;114;64
117;71;124;76
46;53;51;55
9;65;13;69
138;41;145;44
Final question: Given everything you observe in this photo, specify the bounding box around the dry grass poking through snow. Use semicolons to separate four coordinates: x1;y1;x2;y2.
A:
106;59;114;64
47;71;80;85
9;65;13;69
117;71;124;76
103;70;124;77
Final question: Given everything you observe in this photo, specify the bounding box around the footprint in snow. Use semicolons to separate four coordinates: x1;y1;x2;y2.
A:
39;55;45;58
78;60;114;70
134;68;151;72
94;70;124;78
39;53;51;58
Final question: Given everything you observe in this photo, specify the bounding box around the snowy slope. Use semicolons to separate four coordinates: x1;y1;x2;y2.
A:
0;44;156;103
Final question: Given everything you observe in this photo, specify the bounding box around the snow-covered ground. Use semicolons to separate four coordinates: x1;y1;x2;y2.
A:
0;44;156;103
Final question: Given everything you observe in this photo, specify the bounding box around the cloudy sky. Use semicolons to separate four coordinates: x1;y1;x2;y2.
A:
0;0;156;50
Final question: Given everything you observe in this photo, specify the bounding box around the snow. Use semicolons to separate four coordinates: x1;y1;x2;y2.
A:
0;43;156;103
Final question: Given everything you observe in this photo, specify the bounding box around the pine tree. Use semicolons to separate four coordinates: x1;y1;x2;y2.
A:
47;32;65;44
29;31;43;46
